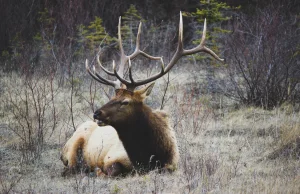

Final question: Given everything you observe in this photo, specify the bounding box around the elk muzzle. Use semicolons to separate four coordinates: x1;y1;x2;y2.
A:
93;109;108;126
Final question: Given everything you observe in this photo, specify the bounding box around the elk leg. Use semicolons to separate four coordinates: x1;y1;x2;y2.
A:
95;167;106;177
106;162;124;177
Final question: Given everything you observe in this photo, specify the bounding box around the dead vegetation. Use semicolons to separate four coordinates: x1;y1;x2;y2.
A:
0;69;300;193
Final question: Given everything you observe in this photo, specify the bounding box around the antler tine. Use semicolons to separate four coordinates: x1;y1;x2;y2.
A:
85;59;106;84
113;60;131;85
126;22;161;60
163;11;185;73
135;22;142;54
96;54;115;76
118;16;125;57
85;59;119;87
114;16;130;87
128;59;135;83
178;10;184;50
183;18;224;62
199;18;207;47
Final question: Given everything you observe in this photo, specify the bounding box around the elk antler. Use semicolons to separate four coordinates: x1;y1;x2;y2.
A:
86;12;224;91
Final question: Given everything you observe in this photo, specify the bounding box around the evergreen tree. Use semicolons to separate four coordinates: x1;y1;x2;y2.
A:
75;16;115;57
86;16;115;52
184;0;237;62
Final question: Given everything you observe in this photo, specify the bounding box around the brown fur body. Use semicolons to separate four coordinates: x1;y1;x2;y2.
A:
60;121;132;176
94;85;179;171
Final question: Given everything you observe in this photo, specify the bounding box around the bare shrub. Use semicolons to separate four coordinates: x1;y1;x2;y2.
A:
0;174;22;194
66;69;84;131
223;3;300;109
171;83;214;135
1;72;60;162
181;151;219;193
71;175;99;194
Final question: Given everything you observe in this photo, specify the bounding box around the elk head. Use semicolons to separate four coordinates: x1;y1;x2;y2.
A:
93;82;155;127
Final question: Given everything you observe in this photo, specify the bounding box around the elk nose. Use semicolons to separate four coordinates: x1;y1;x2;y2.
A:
93;110;103;120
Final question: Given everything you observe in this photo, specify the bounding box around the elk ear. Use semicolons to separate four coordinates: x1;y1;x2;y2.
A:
136;82;155;100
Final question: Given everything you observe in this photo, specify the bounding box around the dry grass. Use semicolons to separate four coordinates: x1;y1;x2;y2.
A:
0;70;300;193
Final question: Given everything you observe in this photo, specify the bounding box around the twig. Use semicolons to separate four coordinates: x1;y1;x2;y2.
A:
160;73;170;110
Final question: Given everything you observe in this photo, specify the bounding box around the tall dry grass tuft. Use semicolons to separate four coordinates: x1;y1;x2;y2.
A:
281;121;300;146
269;116;300;159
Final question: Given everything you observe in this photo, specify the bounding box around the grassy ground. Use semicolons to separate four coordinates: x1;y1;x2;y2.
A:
0;69;300;193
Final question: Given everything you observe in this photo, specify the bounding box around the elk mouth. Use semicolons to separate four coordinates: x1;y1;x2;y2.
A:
96;119;108;126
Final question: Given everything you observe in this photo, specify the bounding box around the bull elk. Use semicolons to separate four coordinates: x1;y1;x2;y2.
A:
86;12;224;172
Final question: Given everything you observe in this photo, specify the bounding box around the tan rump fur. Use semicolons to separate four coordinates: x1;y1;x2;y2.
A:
61;121;132;175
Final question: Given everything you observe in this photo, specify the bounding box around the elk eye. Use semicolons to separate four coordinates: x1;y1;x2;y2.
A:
121;100;129;106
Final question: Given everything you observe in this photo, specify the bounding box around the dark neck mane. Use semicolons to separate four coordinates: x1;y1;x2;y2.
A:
113;105;174;170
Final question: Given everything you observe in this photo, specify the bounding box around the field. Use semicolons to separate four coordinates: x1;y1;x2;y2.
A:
0;66;300;194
